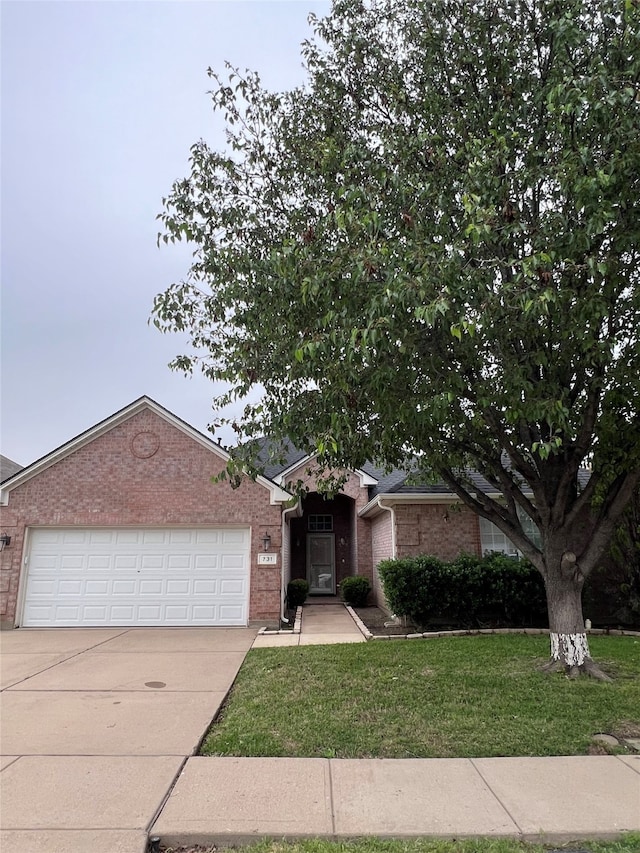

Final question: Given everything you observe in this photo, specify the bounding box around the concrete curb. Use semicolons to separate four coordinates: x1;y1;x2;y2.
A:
257;606;303;636
344;605;640;641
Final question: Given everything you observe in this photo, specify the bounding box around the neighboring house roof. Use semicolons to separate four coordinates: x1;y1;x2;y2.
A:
0;454;23;484
0;397;292;506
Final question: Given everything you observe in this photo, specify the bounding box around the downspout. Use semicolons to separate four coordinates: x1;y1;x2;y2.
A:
376;498;397;559
280;499;301;623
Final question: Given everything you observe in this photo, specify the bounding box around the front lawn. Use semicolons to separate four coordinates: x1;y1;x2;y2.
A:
201;635;640;758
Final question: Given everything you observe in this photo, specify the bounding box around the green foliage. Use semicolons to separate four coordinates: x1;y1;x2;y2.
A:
154;0;640;588
287;578;309;607
378;553;547;628
339;575;371;607
584;487;640;625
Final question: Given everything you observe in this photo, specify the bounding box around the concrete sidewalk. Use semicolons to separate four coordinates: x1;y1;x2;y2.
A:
151;754;640;847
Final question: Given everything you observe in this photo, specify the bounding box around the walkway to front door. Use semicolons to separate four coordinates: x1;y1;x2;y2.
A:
252;605;365;647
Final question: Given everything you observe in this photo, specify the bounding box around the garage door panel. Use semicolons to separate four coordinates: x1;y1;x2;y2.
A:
59;580;83;595
30;554;57;572
221;529;247;545
89;530;114;545
84;605;109;620
220;579;245;595
113;580;136;595
85;580;109;595
27;579;57;597
87;555;111;571
23;528;250;627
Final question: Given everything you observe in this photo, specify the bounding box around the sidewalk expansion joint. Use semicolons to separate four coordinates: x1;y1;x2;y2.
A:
469;758;524;837
145;754;189;835
327;758;337;835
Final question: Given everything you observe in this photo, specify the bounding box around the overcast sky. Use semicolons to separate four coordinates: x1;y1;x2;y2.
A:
1;0;331;467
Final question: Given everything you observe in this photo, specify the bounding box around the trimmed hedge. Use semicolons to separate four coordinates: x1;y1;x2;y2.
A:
377;552;547;629
287;578;309;607
340;575;371;607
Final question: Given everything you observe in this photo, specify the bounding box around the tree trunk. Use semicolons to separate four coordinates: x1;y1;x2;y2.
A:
541;553;611;680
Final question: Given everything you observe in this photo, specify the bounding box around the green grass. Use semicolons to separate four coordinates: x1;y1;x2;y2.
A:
163;833;640;853
246;838;640;853
201;635;640;758
164;836;640;853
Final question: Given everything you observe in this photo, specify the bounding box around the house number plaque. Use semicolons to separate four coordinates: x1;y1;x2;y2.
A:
257;553;278;565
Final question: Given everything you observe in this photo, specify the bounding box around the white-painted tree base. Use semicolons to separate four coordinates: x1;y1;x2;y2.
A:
541;632;612;681
550;631;590;667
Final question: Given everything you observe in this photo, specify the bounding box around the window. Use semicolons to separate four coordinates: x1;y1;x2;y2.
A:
308;514;333;532
479;507;541;556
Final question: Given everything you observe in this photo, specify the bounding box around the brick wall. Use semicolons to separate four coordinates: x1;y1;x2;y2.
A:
395;502;481;560
0;409;283;627
371;511;393;608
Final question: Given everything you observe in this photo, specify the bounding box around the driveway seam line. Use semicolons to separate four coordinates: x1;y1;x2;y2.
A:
1;630;133;690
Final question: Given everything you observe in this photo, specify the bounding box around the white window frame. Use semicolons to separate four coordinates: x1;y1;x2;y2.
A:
479;507;541;557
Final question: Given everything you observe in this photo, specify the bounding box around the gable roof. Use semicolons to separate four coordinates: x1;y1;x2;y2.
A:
0;397;292;506
254;438;378;488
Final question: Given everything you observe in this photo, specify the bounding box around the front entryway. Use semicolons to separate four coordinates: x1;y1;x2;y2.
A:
289;491;356;594
307;534;336;594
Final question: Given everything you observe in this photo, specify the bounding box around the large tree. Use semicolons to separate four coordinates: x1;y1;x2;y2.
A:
154;0;640;677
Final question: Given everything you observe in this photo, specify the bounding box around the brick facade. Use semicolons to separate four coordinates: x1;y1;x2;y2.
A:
1;400;485;629
370;511;393;605
0;407;284;628
394;503;481;560
368;501;482;613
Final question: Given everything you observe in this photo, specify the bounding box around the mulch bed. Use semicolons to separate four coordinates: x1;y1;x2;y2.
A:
353;605;420;635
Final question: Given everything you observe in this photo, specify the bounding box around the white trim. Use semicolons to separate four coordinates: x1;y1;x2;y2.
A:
359;492;461;517
0;397;291;506
274;453;378;488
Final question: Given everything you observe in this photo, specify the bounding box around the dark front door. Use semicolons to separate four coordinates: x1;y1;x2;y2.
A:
307;533;335;594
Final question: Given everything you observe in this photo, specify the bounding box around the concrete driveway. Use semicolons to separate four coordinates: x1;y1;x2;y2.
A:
0;626;258;853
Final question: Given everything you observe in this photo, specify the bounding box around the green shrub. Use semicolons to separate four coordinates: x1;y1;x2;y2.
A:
287;578;309;607
340;575;371;607
377;552;546;629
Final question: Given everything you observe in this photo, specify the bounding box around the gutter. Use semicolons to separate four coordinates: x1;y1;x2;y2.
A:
359;491;461;518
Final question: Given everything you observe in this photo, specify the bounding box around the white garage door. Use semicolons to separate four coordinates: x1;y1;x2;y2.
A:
22;527;250;627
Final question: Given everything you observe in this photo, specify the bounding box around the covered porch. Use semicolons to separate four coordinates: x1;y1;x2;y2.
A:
288;492;357;596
